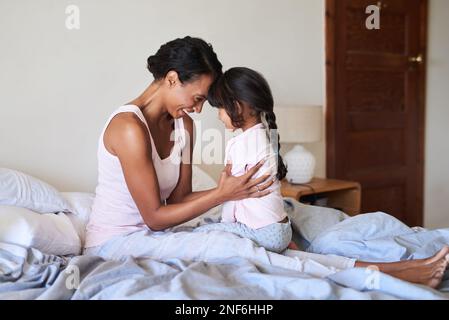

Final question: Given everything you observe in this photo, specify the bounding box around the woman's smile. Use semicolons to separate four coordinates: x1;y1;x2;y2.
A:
177;108;195;118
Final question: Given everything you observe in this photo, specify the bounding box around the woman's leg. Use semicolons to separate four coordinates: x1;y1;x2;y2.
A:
284;250;356;270
353;246;449;289
85;229;354;278
86;229;449;288
285;246;449;289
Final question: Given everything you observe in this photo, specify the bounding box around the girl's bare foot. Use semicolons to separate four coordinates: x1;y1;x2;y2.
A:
287;241;300;250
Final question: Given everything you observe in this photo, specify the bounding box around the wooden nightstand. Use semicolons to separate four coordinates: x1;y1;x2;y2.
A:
280;178;362;216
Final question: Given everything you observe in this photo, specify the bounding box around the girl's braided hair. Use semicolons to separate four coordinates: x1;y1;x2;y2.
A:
208;67;287;180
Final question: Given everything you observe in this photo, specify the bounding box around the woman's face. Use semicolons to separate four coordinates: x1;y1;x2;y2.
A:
164;72;214;119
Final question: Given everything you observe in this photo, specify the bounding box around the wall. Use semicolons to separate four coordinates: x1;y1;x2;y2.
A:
0;0;326;192
1;0;447;228
424;0;449;228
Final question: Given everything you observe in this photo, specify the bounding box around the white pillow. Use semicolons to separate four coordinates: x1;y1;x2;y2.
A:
61;192;95;245
61;192;94;223
0;168;70;213
0;205;81;255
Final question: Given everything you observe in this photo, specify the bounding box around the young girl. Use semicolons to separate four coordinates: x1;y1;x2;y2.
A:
193;67;293;253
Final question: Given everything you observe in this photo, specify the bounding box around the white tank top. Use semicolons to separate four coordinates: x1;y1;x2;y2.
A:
85;105;186;248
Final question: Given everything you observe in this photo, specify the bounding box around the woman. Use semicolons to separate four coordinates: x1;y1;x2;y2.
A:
84;36;448;289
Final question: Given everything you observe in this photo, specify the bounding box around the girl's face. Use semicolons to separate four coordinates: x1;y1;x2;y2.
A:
218;108;236;131
164;72;213;119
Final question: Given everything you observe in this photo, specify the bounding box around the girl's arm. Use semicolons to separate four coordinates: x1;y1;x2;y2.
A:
110;114;273;231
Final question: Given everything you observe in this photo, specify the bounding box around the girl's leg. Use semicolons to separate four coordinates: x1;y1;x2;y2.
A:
249;222;293;253
193;222;254;237
288;242;300;250
194;222;285;253
196;221;293;254
193;222;270;249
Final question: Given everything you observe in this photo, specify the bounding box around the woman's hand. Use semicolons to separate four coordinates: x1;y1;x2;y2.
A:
216;160;275;202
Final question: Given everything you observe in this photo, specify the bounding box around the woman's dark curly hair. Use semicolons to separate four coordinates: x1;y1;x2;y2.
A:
147;36;223;83
208;67;288;180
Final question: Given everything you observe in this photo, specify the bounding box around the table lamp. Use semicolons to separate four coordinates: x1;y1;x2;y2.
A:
274;106;323;184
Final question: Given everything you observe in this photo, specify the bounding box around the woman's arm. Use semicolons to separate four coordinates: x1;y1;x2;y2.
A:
167;117;273;205
169;189;214;203
168;165;234;203
110;114;273;231
166;116;195;204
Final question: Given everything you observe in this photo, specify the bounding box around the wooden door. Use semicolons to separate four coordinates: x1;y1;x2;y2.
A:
325;0;428;226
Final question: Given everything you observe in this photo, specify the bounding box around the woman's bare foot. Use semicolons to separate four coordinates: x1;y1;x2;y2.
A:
397;246;449;271
357;246;449;271
387;246;449;289
389;257;448;289
356;246;449;288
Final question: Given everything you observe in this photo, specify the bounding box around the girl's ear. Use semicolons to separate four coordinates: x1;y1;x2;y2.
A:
235;101;244;118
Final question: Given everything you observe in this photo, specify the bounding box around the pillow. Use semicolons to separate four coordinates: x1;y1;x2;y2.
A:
283;198;349;243
61;192;95;245
61;192;94;223
0;205;81;255
0;168;70;213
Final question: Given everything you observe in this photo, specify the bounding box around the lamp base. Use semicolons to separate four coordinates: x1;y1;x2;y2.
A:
284;145;316;184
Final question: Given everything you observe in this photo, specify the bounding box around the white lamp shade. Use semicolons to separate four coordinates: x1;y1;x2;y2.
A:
274;106;323;143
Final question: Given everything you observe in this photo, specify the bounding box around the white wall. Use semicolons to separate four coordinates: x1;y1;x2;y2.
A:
424;0;449;228
1;0;447;228
0;0;325;192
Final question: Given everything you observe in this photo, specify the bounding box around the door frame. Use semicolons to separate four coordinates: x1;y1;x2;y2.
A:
324;0;428;226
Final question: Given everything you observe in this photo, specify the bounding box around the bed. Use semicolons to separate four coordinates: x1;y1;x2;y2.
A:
0;166;448;300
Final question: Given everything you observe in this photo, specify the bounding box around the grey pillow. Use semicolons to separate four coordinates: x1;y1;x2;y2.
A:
283;198;349;243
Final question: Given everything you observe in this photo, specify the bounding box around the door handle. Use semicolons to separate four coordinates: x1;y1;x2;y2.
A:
377;1;388;9
409;54;424;64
